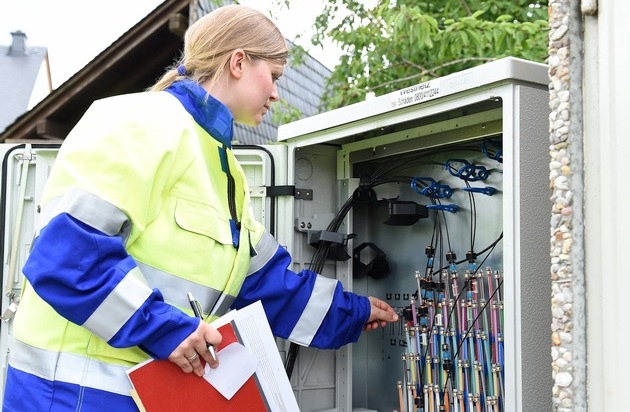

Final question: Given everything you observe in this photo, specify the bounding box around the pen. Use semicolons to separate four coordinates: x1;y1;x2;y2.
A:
186;292;217;362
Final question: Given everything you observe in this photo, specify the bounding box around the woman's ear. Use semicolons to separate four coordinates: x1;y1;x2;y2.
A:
229;49;247;79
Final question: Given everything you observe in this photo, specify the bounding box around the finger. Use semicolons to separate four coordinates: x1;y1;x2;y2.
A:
198;326;222;368
373;298;387;309
373;303;399;322
191;361;205;377
363;320;377;331
170;356;194;373
203;328;223;350
368;297;398;321
370;308;391;324
185;352;199;362
199;345;219;369
185;351;208;377
384;309;398;322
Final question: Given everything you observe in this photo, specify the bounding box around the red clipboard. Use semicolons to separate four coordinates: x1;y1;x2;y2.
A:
127;322;269;412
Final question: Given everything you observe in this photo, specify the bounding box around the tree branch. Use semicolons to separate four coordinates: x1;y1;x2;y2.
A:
461;0;473;16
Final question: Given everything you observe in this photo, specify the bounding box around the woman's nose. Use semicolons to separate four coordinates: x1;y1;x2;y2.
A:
270;84;279;102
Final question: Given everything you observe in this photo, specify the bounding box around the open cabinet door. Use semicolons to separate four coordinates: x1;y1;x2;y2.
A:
0;143;288;405
0;144;60;402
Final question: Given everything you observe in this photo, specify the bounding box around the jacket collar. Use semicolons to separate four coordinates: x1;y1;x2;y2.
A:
165;80;234;148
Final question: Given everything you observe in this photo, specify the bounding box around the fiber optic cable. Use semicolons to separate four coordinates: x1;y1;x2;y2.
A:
496;362;505;412
464;272;480;381
415;271;423;309
402;353;410;412
480;269;495;400
437;384;444;410
411;300;423;378
425;346;433;387
482;330;494;398
443;390;451;412
458;360;467;412
435;321;443;387
400;231;504;411
405;325;418;388
441;340;452;385
453;391;460;412
449;263;504;412
435;313;447;390
418;313;429;387
408;382;417;412
493;272;505;387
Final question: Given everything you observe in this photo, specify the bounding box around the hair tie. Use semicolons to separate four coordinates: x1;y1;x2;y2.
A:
177;64;188;76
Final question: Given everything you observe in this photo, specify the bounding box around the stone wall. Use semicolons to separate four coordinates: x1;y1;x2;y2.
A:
548;0;587;411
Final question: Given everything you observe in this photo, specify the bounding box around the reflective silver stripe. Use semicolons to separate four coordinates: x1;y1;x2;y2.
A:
135;261;222;314
288;275;338;346
82;267;153;341
247;231;279;276
39;188;131;242
8;337;132;396
210;293;235;317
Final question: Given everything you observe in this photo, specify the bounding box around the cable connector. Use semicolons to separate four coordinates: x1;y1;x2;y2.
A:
384;200;428;226
354;174;376;201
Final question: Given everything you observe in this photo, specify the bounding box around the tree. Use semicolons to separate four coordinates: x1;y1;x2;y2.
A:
212;0;548;113
311;0;549;109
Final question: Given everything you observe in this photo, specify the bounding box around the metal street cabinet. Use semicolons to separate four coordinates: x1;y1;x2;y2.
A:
0;57;551;411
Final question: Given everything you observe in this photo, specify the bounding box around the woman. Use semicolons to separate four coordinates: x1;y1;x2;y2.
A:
2;5;398;411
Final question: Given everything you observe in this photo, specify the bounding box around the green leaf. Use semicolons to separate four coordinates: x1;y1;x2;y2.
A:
303;0;549;109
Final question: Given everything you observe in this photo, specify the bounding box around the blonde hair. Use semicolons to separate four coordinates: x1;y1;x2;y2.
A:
150;4;288;92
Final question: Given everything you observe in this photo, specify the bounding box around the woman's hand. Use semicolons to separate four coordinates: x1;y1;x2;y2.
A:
364;296;399;331
168;320;222;376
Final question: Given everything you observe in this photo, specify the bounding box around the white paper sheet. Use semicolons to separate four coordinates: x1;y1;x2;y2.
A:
203;342;258;400
211;301;301;412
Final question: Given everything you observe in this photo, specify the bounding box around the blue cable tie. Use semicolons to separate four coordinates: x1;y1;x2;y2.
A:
462;186;496;196
426;204;459;213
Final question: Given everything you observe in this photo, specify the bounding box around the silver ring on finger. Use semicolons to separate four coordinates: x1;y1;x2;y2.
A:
186;352;198;362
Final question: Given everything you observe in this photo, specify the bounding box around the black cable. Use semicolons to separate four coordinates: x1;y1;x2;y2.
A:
464;180;478;251
285;190;357;378
286;172;429;377
435;199;453;253
432;232;503;277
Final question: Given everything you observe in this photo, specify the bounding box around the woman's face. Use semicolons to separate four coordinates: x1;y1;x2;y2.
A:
231;57;284;126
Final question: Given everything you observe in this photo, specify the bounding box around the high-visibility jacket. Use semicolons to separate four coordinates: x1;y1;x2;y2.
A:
2;80;370;412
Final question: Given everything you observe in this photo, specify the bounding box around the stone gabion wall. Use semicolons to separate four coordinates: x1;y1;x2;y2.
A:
549;0;583;411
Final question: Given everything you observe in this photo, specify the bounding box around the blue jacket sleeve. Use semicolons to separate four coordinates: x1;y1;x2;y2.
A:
23;213;197;359
232;235;371;350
